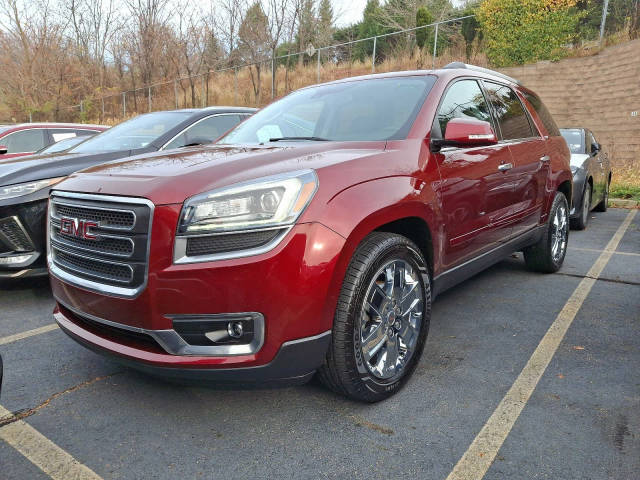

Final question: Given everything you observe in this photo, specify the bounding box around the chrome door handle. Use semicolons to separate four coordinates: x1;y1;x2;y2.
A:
498;163;513;171
540;155;550;162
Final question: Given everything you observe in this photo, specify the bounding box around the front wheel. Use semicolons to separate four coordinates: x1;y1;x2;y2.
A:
318;232;431;402
524;192;569;273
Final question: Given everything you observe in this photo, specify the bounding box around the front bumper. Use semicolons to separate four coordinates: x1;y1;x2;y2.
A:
51;213;346;381
55;304;331;385
0;198;48;277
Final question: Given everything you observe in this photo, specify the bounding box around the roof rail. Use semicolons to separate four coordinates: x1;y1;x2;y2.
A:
442;62;520;85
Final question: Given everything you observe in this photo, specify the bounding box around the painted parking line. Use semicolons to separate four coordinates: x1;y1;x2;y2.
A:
445;209;637;480
0;324;58;346
0;405;102;480
568;246;640;257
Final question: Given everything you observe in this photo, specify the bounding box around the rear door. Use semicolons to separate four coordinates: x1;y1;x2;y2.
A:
483;82;548;238
432;78;514;270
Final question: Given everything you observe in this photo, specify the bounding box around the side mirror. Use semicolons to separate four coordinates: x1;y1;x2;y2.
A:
430;118;497;152
0;145;8;155
591;142;601;154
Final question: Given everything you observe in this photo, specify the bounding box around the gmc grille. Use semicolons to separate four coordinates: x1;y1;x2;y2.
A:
49;193;153;297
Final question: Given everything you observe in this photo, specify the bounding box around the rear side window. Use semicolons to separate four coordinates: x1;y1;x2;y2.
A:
164;114;243;150
49;129;78;143
75;129;100;136
2;129;47;153
522;91;560;137
434;79;492;139
483;82;535;140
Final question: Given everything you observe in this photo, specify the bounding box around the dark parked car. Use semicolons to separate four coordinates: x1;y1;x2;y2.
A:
48;65;571;402
0;107;255;279
560;128;611;229
0;123;107;160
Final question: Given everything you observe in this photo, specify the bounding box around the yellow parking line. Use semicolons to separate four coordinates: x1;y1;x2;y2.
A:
0;405;102;480
0;324;58;346
568;246;640;257
445;209;637;480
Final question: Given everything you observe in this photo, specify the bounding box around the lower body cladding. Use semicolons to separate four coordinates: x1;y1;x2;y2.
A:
50;221;346;385
0;199;48;279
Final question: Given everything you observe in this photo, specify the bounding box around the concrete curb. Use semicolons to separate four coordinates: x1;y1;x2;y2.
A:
609;198;640;209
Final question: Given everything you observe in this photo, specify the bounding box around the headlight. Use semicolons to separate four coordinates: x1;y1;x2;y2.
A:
0;177;65;201
178;170;318;234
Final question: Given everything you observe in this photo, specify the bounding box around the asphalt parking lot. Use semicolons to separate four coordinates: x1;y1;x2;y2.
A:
0;208;638;480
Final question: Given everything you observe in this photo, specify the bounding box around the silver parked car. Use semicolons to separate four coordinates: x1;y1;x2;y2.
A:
560;128;612;230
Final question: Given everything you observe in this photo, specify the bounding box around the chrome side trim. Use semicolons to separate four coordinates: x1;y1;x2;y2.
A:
58;299;266;356
173;226;292;264
48;191;154;299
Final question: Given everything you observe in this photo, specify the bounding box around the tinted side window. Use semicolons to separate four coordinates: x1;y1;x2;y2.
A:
522;91;560;137
434;79;492;139
74;129;100;136
483;82;535;140
3;129;47;153
164;115;242;150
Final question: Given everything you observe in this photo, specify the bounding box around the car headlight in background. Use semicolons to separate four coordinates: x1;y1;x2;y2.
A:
0;177;65;201
178;170;318;234
174;170;319;263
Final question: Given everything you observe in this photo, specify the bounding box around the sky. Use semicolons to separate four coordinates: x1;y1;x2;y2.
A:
331;0;466;28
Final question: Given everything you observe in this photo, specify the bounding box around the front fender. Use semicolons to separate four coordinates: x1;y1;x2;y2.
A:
312;176;442;329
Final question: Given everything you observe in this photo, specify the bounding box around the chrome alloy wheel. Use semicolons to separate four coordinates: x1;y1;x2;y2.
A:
359;259;424;380
551;204;568;262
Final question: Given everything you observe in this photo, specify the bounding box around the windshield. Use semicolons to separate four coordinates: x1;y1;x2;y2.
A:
70;112;191;153
560;129;584;154
219;76;436;144
37;136;88;154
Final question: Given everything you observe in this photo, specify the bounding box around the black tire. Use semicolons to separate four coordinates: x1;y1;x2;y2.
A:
571;182;590;230
594;177;609;212
524;192;569;273
317;232;431;402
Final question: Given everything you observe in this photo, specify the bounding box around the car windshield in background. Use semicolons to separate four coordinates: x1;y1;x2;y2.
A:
37;135;88;154
560;128;584;154
219;76;436;144
70;112;191;153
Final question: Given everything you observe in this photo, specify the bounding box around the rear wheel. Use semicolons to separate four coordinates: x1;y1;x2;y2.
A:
571;183;591;230
524;192;569;273
594;178;609;212
318;232;431;402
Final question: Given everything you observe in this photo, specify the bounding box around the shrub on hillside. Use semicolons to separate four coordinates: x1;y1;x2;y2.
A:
477;0;585;66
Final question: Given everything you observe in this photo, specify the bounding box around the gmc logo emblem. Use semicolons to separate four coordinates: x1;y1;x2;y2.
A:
60;217;98;240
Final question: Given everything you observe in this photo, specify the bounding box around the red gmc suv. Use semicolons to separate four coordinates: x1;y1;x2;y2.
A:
48;64;572;402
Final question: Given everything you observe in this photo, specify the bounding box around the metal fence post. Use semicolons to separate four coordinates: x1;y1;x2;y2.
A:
432;23;439;69
101;97;105;119
271;52;276;99
372;37;377;73
122;92;126;117
317;48;321;83
148;86;152;112
174;80;178;109
202;75;206;107
234;68;238;104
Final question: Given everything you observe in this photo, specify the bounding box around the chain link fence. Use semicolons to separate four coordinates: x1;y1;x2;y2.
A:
56;15;475;124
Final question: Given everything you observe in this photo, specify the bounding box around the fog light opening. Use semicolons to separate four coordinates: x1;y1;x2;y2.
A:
227;321;243;339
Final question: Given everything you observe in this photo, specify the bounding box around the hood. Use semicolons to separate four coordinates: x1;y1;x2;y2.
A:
54;142;390;205
0;149;139;187
570;153;589;168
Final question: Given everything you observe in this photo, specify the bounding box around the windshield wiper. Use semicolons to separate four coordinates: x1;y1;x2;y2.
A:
268;136;329;142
